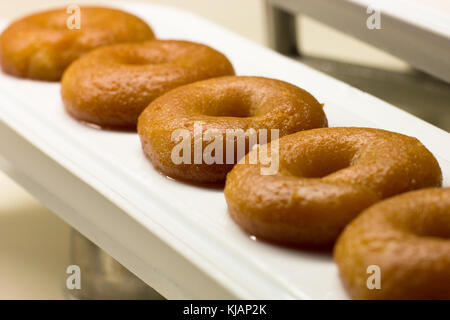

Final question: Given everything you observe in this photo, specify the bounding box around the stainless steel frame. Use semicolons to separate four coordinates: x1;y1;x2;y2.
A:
67;230;163;300
265;0;450;132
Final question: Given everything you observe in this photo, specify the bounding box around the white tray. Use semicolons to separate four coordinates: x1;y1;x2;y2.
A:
0;2;449;299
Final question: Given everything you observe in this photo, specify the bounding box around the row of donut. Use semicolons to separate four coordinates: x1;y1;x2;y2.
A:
1;7;449;300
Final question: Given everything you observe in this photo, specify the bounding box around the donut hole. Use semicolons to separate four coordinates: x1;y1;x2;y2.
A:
283;144;356;178
299;156;352;178
420;226;450;239
200;92;254;118
113;48;169;66
119;55;168;65
401;210;450;239
121;57;156;65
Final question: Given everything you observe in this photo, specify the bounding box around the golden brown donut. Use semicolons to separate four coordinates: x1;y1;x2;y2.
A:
137;76;328;183
224;127;442;247
61;40;235;129
0;6;154;81
334;187;450;300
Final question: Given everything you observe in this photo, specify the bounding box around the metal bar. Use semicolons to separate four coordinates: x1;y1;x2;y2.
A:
266;0;450;83
265;1;299;55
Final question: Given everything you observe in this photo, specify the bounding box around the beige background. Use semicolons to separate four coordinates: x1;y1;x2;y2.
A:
0;0;412;299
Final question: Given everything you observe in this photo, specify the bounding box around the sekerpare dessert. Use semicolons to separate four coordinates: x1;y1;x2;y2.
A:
334;187;450;299
137;76;328;183
0;6;155;80
225;127;442;247
61;40;235;129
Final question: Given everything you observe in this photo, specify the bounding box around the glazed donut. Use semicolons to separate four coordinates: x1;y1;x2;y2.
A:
137;76;328;183
61;40;235;129
224;127;442;247
0;7;155;81
334;187;450;300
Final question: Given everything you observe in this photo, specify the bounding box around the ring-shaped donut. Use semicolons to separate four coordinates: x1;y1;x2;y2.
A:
334;187;450;299
137;76;328;183
61;40;235;128
224;127;442;247
0;7;155;80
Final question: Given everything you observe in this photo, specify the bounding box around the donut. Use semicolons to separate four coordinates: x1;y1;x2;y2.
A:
224;127;442;247
61;40;235;129
0;7;154;81
334;187;450;300
137;76;328;183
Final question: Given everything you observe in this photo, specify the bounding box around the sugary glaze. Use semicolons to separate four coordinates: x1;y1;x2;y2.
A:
61;40;235;129
224;127;442;247
138;76;328;183
334;187;450;299
0;7;155;81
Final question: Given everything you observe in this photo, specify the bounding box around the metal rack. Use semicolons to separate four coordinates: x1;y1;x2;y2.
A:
265;0;450;131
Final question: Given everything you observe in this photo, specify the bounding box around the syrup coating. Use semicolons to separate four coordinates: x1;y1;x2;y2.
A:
61;40;235;128
0;7;155;80
225;127;442;247
138;76;328;183
334;187;450;299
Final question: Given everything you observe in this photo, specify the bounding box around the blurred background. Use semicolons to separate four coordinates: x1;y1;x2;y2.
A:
0;0;448;299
